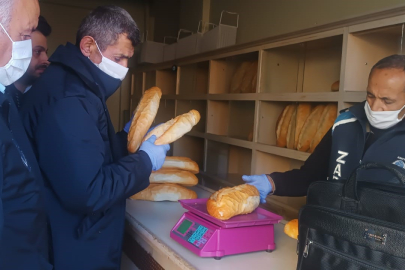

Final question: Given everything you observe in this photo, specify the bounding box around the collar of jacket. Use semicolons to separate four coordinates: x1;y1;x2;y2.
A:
49;42;122;100
349;100;405;132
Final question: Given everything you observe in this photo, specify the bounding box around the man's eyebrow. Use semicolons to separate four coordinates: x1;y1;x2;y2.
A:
117;54;130;59
33;46;46;50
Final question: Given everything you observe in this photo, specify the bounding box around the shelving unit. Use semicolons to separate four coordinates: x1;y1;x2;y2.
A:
129;13;405;220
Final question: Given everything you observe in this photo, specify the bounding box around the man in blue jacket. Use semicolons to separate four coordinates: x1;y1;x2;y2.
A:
243;54;405;202
20;5;170;270
0;0;52;269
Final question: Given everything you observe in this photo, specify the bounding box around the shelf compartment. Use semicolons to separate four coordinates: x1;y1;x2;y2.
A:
156;69;177;95
253;151;306;220
176;100;207;133
172;136;205;171
257;101;289;146
144;71;156;90
205;140;252;186
260;35;342;93
209;52;259;94
131;72;143;98
178;62;209;95
345;24;404;92
207;100;229;136
228;101;255;141
154;99;175;125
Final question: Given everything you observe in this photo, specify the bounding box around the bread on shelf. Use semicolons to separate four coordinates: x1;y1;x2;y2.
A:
207;184;260;220
150;169;198;186
162;156;199;174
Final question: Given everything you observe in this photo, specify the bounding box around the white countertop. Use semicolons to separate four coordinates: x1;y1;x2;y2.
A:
125;185;298;270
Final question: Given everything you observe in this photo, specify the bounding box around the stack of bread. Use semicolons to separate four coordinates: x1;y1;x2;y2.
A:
130;156;199;201
127;86;201;201
276;103;337;153
229;61;258;93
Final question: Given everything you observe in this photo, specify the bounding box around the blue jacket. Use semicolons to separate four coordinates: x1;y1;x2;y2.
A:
271;101;405;196
0;90;51;269
20;43;151;270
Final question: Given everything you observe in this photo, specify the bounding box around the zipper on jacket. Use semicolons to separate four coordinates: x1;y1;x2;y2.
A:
301;238;388;270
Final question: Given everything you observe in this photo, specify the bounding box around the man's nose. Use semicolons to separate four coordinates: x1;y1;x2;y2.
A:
370;99;385;111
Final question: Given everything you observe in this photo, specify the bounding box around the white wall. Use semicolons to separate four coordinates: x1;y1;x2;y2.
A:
209;0;405;44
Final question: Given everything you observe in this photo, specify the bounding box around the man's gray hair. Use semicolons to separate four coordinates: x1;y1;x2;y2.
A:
76;5;140;51
0;0;13;29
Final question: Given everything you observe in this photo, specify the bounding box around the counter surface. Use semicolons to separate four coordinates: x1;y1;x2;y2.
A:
125;185;298;270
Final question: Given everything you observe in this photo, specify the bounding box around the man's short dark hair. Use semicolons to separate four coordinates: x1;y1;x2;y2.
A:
35;15;52;37
371;54;405;72
75;5;140;51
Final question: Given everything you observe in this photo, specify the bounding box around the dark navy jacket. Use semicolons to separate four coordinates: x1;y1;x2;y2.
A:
20;43;151;270
271;102;405;196
0;91;51;269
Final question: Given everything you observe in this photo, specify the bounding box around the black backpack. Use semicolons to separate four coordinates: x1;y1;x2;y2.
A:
297;162;405;270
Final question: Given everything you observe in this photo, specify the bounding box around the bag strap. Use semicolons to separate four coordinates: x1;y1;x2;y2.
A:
342;162;405;212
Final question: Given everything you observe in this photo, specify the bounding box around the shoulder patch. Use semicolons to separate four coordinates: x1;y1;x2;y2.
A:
332;111;357;134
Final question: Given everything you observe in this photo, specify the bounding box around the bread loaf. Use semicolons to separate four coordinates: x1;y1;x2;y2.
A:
309;103;337;153
239;61;258;93
144;110;200;145
331;80;340;91
297;104;326;152
284;219;299;240
130;184;197;201
286;106;297;149
276;104;296;148
162;156;199;174
150;169;198;186
127;87;162;153
230;62;251;93
294;103;312;149
207;184;260;220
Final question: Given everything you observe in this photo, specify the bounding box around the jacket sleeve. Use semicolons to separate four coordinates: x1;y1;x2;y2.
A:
115;130;129;156
34;97;152;214
270;128;332;197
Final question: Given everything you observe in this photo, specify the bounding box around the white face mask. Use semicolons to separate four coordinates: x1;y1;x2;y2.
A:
364;102;405;129
0;23;32;86
93;41;128;81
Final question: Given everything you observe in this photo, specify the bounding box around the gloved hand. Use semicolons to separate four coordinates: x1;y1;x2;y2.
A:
242;174;272;203
139;135;170;171
123;114;134;133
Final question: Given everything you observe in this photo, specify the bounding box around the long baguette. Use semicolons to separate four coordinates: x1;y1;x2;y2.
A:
276;104;296;148
150;169;198;186
127;87;162;153
144;110;200;145
162;156;199;174
130;184;197;201
207;184;260;220
309;103;337;153
297;104;326;152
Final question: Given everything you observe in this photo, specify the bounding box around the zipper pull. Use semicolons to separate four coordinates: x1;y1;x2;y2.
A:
303;239;312;258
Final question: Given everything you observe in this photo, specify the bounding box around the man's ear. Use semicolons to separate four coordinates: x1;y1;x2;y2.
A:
80;36;95;57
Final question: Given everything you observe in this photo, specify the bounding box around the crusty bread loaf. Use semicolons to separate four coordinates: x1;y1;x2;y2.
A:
239;61;258;93
127;87;162;153
130;184;197;201
284;219;299;240
276;104;297;148
297;104;326;152
230;62;251;93
207;184;260;220
286;106;297;149
309;103;337;153
331;80;340;91
144;110;200;145
162;156;199;174
150;169;198;186
294;103;312;149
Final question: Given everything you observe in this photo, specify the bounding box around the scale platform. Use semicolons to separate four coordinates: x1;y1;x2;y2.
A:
170;198;283;259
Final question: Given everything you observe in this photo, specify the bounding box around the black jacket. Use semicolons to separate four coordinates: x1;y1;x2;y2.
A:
5;83;24;110
20;43;151;270
0;91;51;269
271;102;405;196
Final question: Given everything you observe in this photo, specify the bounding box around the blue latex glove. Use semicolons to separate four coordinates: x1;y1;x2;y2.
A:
242;174;272;203
123;114;134;133
139;135;170;171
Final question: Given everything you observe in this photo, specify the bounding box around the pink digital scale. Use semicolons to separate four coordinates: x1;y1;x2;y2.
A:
170;198;283;260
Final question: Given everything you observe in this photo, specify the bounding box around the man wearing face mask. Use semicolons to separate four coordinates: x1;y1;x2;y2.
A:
5;15;51;109
0;0;52;269
243;54;405;203
20;5;169;270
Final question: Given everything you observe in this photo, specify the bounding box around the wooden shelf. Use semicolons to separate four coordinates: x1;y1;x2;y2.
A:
256;144;310;162
178;62;209;94
131;72;143;98
228;101;255;141
154;99;175;125
205;133;254;149
343;91;366;102
172;135;205;170
258;92;339;102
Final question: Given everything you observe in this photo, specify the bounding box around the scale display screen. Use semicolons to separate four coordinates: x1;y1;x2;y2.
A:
177;219;193;234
